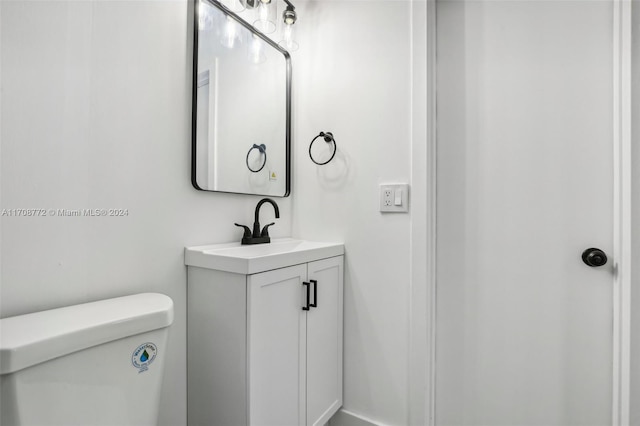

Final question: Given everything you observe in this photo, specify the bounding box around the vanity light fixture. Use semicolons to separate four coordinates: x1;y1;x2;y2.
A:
248;34;267;64
221;15;241;48
220;0;246;13
278;0;298;51
282;3;296;25
199;2;214;30
218;0;299;52
253;0;277;34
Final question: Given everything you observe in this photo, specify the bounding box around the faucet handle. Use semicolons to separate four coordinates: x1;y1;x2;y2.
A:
260;222;275;237
234;223;252;238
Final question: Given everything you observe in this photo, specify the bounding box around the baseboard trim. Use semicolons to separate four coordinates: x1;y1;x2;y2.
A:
328;409;388;426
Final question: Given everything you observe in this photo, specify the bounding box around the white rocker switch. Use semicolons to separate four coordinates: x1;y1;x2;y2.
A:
394;189;403;206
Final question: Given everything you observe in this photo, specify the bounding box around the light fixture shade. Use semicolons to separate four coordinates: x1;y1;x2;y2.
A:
247;34;267;64
198;1;214;31
253;0;277;34
278;12;298;52
219;0;246;13
278;23;298;51
221;15;242;49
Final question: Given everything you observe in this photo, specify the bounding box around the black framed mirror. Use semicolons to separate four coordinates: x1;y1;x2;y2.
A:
192;0;291;196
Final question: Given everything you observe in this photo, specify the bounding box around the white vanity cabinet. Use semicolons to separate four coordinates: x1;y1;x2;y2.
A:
185;240;344;426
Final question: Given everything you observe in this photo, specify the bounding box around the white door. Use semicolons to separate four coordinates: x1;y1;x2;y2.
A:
436;1;615;424
248;264;307;426
306;257;344;426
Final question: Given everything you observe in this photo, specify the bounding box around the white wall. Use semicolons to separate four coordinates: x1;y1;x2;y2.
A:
292;1;414;424
0;1;291;425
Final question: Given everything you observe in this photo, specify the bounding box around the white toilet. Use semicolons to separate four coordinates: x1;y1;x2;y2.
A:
0;293;174;426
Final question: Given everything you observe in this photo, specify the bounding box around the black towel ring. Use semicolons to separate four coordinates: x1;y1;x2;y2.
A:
246;144;267;173
309;132;337;165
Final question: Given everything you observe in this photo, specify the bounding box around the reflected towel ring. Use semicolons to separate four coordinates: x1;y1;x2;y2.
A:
246;144;267;173
309;132;337;165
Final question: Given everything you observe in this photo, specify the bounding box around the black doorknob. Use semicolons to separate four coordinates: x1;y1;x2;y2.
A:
582;248;608;267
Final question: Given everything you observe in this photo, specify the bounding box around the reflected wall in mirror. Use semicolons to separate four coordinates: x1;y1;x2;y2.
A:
192;0;291;196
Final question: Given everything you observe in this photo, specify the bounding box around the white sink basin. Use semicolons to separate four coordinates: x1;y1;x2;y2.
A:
185;238;344;274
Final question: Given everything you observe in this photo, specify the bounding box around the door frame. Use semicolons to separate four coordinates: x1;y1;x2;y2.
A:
612;0;632;424
410;0;633;424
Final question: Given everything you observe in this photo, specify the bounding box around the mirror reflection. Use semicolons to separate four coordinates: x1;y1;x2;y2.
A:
192;0;290;196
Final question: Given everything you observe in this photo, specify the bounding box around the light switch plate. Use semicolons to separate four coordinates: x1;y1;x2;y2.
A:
379;184;409;213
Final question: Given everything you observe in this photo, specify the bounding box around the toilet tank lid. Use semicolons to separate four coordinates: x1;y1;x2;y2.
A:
0;293;174;375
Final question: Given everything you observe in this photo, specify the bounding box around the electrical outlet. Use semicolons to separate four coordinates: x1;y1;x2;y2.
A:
380;184;410;213
383;189;393;206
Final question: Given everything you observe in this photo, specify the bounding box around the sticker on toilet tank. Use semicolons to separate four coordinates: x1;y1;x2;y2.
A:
131;342;158;373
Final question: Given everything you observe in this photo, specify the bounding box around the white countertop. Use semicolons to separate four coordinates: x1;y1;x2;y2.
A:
185;238;344;274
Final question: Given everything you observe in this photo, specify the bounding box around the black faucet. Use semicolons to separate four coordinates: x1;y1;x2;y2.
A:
234;198;280;245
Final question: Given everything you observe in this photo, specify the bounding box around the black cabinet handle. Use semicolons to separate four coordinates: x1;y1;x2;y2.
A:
310;279;318;308
302;282;310;311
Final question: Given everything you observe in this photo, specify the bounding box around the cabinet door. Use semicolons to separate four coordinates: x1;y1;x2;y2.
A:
306;256;344;426
247;264;307;426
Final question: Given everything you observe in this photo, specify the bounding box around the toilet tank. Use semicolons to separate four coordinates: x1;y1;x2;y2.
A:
0;293;174;426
